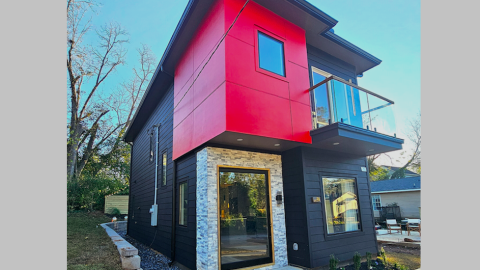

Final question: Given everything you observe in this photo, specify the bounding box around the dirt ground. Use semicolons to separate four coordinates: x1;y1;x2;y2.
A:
380;242;421;269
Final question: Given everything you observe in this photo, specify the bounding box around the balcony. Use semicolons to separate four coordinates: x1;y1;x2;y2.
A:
308;75;403;156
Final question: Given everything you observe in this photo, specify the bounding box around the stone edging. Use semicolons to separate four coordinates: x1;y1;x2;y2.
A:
100;221;141;270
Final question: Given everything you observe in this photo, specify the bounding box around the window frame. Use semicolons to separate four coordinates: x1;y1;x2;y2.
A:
178;180;188;227
254;26;287;81
149;129;155;163
161;150;167;187
318;172;364;240
371;194;382;211
217;166;274;270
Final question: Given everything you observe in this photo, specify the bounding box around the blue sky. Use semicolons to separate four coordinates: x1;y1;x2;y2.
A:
84;0;420;166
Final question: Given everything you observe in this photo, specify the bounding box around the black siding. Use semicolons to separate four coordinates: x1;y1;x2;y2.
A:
301;147;377;268
282;146;378;269
281;147;311;268
129;83;175;257
128;83;197;269
174;151;197;270
307;44;358;83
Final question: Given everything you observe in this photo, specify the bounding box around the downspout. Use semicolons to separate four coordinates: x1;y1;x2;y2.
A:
127;141;133;236
149;124;161;226
169;159;177;266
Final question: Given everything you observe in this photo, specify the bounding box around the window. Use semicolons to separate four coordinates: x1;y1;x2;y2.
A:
179;182;188;226
372;194;382;211
161;151;167;186
149;130;155;162
258;31;285;76
219;168;272;269
322;176;361;234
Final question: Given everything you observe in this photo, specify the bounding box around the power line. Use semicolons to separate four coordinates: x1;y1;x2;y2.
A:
159;0;250;125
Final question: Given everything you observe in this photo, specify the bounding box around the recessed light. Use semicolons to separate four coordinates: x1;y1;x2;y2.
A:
274;144;280;146
369;149;374;151
333;142;340;145
237;138;243;141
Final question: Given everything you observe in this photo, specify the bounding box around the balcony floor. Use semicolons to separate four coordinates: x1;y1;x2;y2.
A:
310;122;404;156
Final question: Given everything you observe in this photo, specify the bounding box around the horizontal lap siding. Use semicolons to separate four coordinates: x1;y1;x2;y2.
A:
128;84;174;258
301;147;378;268
307;44;357;82
174;152;197;270
281;147;311;268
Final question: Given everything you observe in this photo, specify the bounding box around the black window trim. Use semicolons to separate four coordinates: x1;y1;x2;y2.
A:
161;149;167;187
178;180;188;227
317;172;365;241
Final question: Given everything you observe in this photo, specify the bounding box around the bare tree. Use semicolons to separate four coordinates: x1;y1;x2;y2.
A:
77;45;157;179
390;112;421;179
67;0;128;180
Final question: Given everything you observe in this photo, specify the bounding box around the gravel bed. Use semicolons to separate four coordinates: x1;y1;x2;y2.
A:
117;230;180;270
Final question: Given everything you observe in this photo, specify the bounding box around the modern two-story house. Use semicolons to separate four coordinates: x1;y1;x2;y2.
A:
123;0;404;269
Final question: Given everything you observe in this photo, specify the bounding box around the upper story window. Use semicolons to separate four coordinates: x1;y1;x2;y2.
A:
258;32;285;77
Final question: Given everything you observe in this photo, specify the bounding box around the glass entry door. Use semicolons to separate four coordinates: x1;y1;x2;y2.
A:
219;168;272;270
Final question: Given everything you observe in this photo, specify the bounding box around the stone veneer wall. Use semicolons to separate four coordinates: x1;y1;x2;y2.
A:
196;147;288;270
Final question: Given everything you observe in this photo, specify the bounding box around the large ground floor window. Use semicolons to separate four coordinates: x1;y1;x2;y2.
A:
322;176;361;234
218;167;273;270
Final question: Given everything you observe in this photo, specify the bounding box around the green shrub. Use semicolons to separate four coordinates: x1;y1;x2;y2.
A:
366;252;372;269
353;252;361;270
329;254;339;270
109;207;121;216
67;173;128;211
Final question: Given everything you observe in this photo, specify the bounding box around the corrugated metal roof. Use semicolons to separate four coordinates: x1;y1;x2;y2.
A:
370;176;421;193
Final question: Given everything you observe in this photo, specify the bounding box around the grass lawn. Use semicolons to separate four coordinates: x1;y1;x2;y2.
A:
67;211;122;270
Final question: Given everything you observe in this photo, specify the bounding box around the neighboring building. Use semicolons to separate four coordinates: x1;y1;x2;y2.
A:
371;176;421;219
123;0;404;269
379;165;420;178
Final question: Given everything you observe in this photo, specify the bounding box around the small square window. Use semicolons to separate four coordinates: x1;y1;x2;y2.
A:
258;32;285;77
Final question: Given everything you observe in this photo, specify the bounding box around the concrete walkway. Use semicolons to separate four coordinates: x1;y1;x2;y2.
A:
376;229;421;244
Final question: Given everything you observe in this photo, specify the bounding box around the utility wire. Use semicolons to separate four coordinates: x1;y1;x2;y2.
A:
159;0;250;125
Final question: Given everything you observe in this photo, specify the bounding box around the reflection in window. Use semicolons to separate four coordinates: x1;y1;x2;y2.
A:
162;151;167;186
322;177;361;234
258;32;285;76
311;70;331;128
219;169;272;269
179;182;188;226
372;194;382;211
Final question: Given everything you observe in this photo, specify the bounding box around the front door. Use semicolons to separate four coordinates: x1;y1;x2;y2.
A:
218;167;273;270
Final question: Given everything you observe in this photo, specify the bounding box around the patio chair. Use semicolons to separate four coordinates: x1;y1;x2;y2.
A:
406;219;421;236
386;219;402;234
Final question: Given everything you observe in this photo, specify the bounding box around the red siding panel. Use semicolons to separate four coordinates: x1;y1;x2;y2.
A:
173;0;313;159
226;82;293;141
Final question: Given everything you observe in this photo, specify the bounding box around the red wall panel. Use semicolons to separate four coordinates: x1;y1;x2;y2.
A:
173;0;313;159
224;0;311;143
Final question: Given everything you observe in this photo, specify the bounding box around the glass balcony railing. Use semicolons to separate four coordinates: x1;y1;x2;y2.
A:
309;75;397;137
